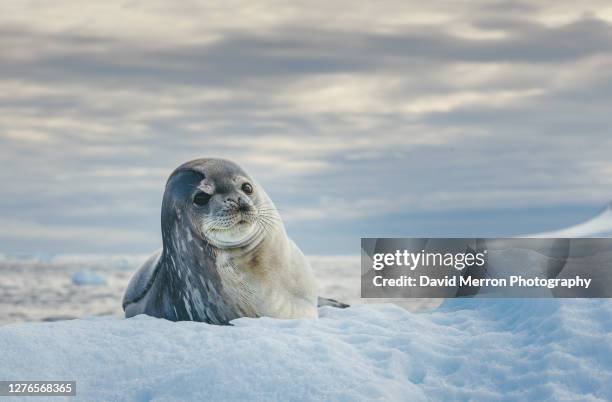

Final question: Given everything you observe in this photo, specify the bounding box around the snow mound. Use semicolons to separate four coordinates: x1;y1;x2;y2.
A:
71;270;107;286
530;201;612;237
1;301;611;401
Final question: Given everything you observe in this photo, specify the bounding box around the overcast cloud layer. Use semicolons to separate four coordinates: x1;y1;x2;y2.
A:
1;1;612;254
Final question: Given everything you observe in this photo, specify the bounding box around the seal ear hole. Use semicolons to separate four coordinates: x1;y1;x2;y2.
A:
242;182;253;195
193;192;211;206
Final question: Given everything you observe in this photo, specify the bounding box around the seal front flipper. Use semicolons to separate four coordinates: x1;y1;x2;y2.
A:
317;296;349;308
122;250;161;312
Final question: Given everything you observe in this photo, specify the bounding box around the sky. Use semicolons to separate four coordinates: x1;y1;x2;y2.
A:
1;1;612;255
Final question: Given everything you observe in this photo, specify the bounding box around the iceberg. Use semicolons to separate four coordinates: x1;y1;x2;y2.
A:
71;270;107;286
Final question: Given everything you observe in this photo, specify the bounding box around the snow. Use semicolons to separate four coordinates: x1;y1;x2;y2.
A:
71;270;107;286
530;202;612;237
3;203;612;400
1;300;611;402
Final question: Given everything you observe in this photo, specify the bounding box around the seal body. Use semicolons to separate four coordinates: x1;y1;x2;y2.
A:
123;158;318;324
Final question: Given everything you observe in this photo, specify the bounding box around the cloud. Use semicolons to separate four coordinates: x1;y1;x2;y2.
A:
0;1;611;253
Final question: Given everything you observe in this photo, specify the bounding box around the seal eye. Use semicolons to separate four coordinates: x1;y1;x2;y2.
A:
241;183;253;195
193;192;211;206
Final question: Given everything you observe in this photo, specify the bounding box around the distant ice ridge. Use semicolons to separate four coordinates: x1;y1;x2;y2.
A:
1;301;611;401
52;254;149;270
530;201;612;237
0;253;149;270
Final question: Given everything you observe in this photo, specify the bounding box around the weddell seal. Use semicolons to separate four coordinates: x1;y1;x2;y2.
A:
123;158;347;324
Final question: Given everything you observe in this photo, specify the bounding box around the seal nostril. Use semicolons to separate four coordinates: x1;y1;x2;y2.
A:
236;196;250;212
226;197;240;211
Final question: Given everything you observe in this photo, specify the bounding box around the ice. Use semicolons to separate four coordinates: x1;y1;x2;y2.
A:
0;300;610;401
71;271;107;286
52;254;148;271
530;202;612;237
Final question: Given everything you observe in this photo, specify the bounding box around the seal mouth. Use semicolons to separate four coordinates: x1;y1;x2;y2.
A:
201;212;259;248
201;208;279;249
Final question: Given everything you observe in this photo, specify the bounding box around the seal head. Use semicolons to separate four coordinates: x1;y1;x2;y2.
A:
164;159;270;251
123;158;319;324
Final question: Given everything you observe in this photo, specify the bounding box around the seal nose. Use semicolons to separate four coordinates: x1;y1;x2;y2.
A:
226;196;250;213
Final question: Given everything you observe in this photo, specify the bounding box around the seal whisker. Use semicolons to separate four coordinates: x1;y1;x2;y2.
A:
256;208;282;215
254;215;275;236
254;211;281;222
254;213;276;225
